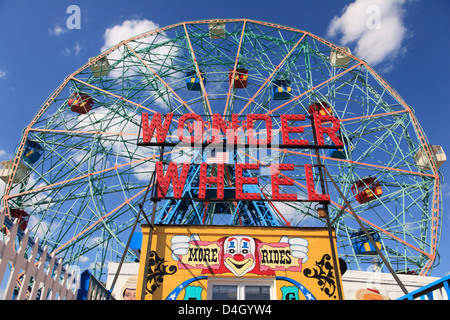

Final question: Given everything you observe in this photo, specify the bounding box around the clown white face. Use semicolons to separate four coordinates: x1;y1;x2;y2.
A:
223;236;256;277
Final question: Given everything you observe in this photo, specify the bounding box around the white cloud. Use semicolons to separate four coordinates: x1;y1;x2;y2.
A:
62;47;72;56
100;19;181;109
79;255;90;263
74;41;81;55
49;24;68;36
62;41;82;56
0;68;8;80
0;149;9;160
68;106;157;181
101;19;160;52
327;0;409;68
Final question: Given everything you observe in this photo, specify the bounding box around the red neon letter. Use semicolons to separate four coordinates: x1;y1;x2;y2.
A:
304;164;330;202
178;113;204;143
270;164;297;201
247;114;272;145
280;114;308;146
142;112;173;143
312;112;343;147
156;161;190;198
198;163;225;199
211;113;239;143
235;163;261;200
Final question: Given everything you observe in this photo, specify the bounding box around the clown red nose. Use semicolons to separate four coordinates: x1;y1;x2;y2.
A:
234;254;244;261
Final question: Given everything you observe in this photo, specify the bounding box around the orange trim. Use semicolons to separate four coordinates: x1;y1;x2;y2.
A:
340;109;409;124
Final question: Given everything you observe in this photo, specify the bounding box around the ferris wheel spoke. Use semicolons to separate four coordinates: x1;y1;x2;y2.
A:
5;148;180;201
29;127;138;138
237;33;307;117
69;76;166;115
182;23;213;116
267;61;364;115
50;185;150;256
224;20;247;116
341;208;432;259
271;148;434;179
123;42;195;115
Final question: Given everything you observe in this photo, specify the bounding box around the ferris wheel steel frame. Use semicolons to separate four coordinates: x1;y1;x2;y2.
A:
1;19;441;279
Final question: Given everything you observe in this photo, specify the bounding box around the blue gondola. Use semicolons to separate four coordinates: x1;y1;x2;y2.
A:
350;228;382;255
272;79;291;100
329;136;351;159
23;140;44;164
186;71;205;91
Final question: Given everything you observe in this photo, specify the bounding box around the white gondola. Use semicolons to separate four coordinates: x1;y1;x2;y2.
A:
0;160;28;183
329;47;352;67
414;145;446;169
89;56;110;77
209;22;226;39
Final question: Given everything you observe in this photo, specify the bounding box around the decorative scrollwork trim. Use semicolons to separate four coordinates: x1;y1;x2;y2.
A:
146;251;177;295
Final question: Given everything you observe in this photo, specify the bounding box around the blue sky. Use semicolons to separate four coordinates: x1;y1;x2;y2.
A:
0;0;449;278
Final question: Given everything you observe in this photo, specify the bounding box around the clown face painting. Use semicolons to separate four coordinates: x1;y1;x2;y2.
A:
171;233;308;278
223;236;256;277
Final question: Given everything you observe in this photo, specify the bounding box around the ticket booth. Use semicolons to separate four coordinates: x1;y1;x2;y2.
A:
136;225;344;300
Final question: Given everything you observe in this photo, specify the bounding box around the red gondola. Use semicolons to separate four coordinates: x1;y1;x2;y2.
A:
308;101;332;116
10;209;29;232
68;92;94;114
351;177;382;204
229;69;248;88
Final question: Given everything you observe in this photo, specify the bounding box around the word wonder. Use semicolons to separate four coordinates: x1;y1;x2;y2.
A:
140;112;343;147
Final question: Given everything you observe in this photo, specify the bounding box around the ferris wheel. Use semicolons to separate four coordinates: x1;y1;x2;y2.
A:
0;19;444;280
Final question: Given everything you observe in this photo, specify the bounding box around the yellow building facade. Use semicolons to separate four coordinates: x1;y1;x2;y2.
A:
136;224;344;300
